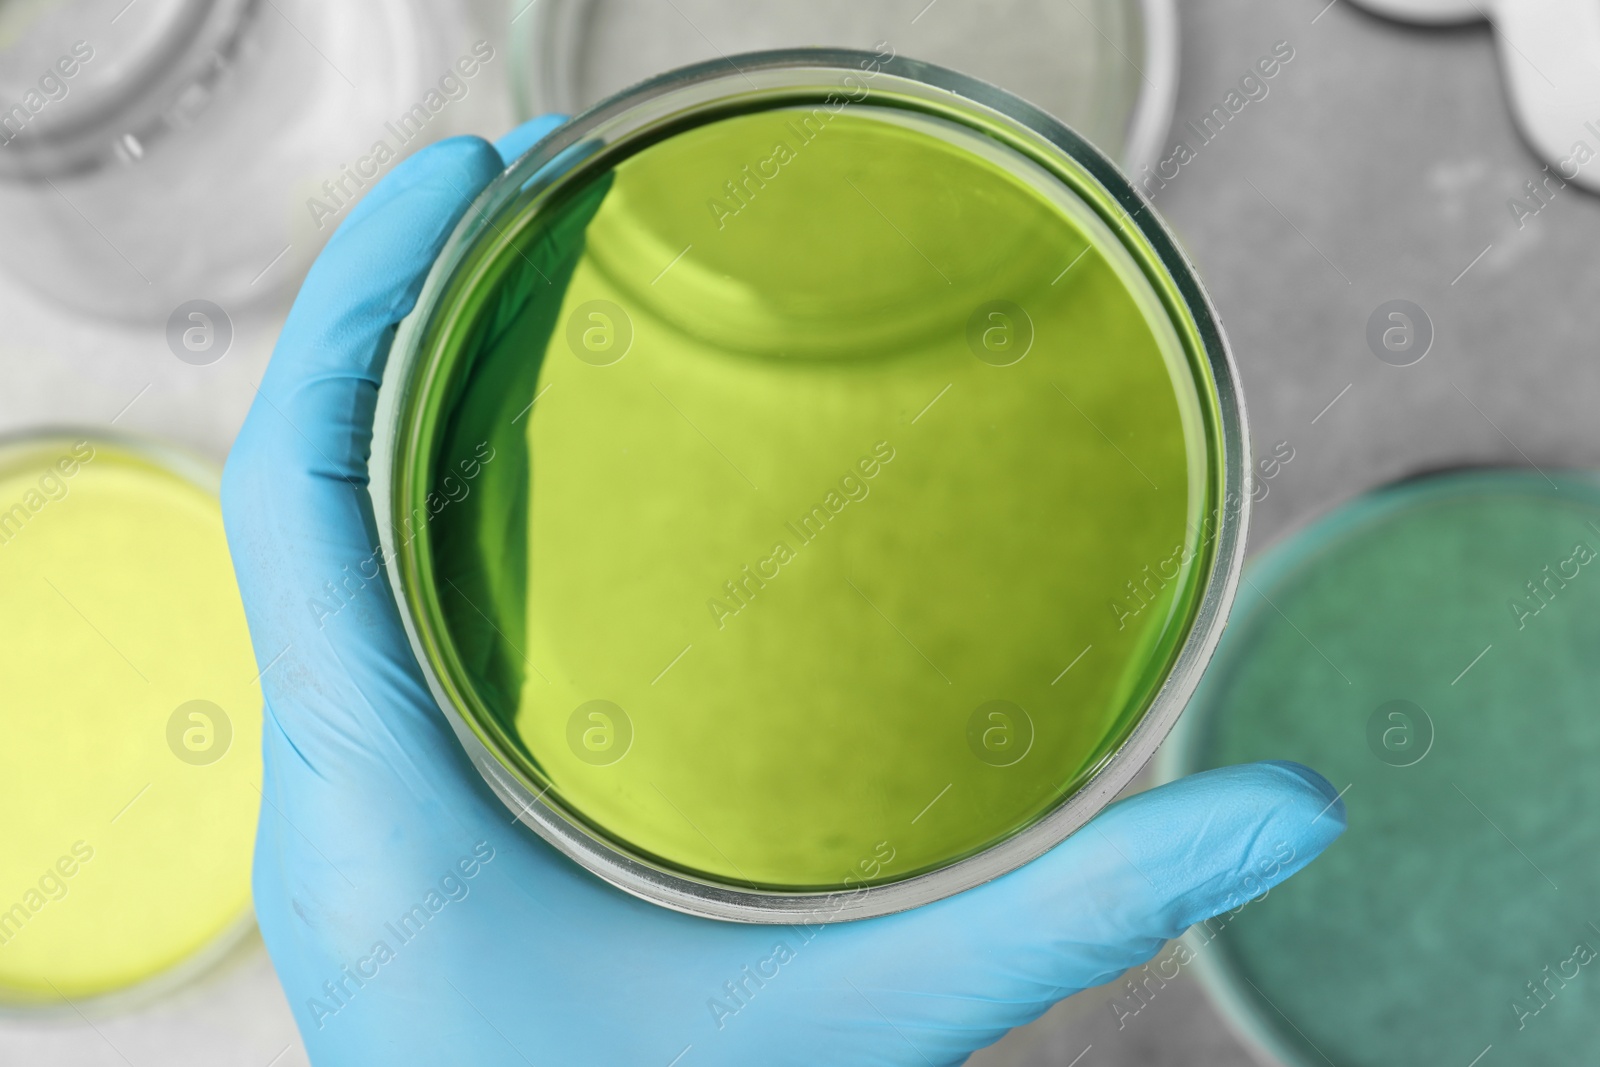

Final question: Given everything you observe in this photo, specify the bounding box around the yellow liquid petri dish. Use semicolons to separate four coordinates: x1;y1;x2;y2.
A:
0;435;261;1006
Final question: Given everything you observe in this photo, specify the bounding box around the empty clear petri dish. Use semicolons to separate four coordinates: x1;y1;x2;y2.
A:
1164;469;1600;1065
0;432;261;1012
375;49;1244;922
509;0;1177;175
0;0;504;321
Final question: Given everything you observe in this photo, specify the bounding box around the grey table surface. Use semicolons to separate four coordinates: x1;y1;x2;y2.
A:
3;0;1596;1063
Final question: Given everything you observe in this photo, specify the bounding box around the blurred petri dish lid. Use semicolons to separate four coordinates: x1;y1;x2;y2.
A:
0;0;500;321
0;433;261;1011
1164;468;1600;1065
0;0;253;178
510;0;1178;175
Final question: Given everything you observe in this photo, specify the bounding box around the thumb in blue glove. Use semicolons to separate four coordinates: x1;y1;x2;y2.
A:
222;117;1346;1066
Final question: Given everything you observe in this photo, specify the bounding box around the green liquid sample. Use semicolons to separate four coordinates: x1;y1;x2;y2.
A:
423;105;1217;890
1182;471;1600;1065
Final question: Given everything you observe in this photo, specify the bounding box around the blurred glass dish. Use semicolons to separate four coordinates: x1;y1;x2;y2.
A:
509;0;1177;176
0;0;506;322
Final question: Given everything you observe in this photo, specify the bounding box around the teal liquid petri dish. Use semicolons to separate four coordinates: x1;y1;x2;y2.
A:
1165;469;1600;1064
376;49;1249;921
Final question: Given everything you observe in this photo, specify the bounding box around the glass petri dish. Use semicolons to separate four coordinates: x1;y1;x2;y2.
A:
0;0;502;321
1163;469;1600;1065
0;433;261;1011
375;49;1245;922
0;0;253;178
509;0;1178;176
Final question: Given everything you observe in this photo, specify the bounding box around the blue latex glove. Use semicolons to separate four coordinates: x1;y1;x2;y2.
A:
223;117;1346;1066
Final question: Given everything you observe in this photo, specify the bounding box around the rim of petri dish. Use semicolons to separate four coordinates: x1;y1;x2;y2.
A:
0;0;259;180
1155;466;1595;1067
374;48;1249;923
1155;485;1351;1067
0;429;258;1018
507;0;1179;177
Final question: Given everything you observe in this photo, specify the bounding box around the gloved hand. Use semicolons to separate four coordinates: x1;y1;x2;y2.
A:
222;116;1346;1066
